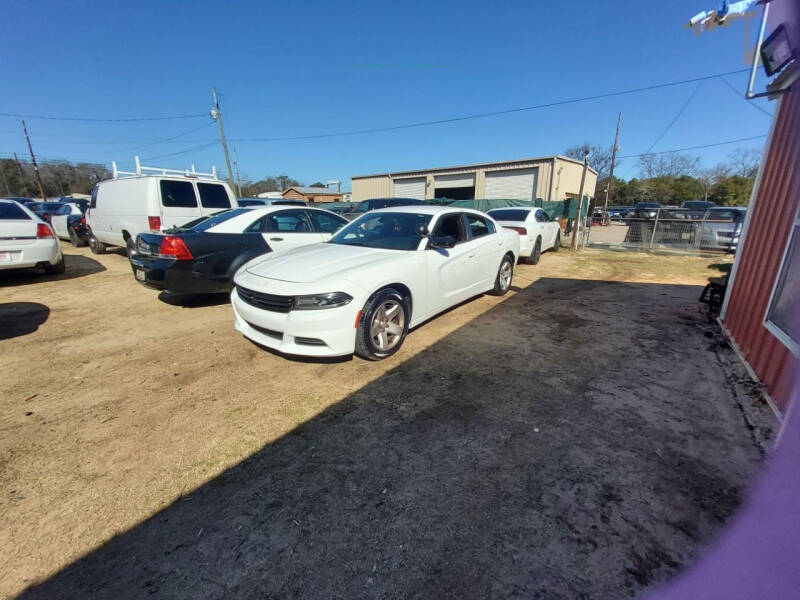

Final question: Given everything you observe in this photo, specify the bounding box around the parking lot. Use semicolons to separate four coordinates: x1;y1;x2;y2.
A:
1;243;773;599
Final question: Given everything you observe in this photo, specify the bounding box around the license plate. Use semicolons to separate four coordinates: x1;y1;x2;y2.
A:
135;269;146;281
0;252;10;262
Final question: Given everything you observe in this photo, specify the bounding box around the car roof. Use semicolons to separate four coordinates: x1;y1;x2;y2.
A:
371;205;487;216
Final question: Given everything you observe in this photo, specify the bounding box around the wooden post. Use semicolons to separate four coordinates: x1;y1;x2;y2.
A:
571;151;590;250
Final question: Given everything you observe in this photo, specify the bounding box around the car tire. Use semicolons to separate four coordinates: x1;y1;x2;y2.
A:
488;254;514;296
89;233;106;255
528;237;542;265
552;232;560;252
354;288;409;361
44;255;65;275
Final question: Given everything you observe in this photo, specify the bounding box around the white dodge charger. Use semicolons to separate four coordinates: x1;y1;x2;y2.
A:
487;207;561;264
231;206;520;360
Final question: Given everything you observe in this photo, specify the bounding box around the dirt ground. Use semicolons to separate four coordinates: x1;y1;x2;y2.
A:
0;243;774;599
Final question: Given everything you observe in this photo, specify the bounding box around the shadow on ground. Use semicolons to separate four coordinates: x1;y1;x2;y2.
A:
0;302;49;340
158;291;232;308
0;255;106;287
19;278;771;599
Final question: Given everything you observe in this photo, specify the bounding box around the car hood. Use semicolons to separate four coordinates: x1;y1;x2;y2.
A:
245;242;406;283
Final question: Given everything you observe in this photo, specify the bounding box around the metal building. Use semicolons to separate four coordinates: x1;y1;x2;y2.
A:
721;0;799;419
351;155;598;203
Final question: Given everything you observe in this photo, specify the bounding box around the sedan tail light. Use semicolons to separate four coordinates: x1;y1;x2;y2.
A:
80;216;86;225
36;223;54;238
504;226;527;236
148;216;162;232
159;236;193;260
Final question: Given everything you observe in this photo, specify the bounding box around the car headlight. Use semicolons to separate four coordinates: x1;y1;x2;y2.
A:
294;292;353;310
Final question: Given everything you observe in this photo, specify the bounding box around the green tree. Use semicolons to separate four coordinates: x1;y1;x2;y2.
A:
708;175;754;206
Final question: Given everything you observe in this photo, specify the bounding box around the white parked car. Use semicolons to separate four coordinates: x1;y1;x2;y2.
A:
487;207;561;264
0;199;64;274
231;206;520;360
50;201;85;243
86;158;237;256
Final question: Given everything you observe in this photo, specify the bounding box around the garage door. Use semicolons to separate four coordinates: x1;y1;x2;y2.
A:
484;168;538;200
393;177;426;200
434;173;475;189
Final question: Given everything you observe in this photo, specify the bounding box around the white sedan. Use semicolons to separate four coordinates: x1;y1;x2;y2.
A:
487;207;561;264
231;206;520;360
0;199;64;274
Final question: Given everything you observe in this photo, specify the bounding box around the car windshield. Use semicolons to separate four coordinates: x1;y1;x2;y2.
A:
637;203;660;209
488;209;531;221
190;208;250;232
32;202;63;211
330;212;431;251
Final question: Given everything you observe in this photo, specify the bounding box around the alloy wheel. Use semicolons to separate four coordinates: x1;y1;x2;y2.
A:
370;300;405;351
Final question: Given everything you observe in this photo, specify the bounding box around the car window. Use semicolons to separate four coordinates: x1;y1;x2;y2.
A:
90;186;98;209
190;208;249;232
265;209;313;233
535;209;549;222
197;183;231;209
160;180;198;208
464;213;493;238
708;210;736;221
0;203;31;219
432;213;467;243
59;205;72;215
331;212;432;251
308;210;347;233
488;209;530;221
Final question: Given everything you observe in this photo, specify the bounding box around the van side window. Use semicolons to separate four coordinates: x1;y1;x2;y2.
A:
160;180;197;208
198;183;231;209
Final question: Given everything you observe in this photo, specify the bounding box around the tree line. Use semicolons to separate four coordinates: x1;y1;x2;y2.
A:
1;158;111;198
563;144;760;207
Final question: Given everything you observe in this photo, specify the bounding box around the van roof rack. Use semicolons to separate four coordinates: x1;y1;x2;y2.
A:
111;155;218;180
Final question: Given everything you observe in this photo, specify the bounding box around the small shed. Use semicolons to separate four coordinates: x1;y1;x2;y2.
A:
282;186;343;203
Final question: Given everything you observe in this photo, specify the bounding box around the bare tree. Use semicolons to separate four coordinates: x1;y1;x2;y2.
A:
563;143;618;180
638;152;700;178
696;164;732;200
727;148;761;178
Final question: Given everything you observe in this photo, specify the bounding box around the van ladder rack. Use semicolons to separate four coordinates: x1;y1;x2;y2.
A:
111;155;218;180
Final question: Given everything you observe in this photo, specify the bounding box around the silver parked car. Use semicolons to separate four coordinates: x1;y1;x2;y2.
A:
697;207;747;252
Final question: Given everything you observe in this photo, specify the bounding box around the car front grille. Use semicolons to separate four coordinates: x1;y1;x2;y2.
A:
236;285;295;313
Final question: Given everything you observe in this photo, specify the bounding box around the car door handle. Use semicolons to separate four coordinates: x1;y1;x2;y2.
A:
467;252;476;258
270;237;284;241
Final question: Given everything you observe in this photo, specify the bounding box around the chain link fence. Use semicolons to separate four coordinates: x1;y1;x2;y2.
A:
586;208;746;255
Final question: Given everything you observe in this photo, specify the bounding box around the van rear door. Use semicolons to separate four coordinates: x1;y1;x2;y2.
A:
159;179;201;229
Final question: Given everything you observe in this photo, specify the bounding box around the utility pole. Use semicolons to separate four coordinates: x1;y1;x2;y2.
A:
603;112;623;221
21;121;47;201
210;88;236;193
232;145;242;198
571;150;590;250
13;152;30;196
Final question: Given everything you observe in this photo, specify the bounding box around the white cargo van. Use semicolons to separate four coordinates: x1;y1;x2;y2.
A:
86;156;238;254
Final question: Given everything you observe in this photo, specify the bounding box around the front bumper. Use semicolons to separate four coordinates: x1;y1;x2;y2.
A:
231;287;360;357
129;255;232;294
0;238;61;271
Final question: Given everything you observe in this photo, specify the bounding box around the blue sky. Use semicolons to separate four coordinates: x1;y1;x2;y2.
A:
0;0;775;189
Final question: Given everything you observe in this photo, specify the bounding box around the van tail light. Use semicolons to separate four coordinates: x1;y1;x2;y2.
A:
504;226;527;236
37;223;54;238
148;216;162;232
159;236;193;260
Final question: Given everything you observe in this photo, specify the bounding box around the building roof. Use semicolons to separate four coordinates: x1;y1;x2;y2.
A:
352;155;598;179
284;186;342;195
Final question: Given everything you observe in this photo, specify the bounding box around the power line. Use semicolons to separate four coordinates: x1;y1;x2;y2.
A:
231;68;751;142
616;134;767;160
0;111;208;123
718;76;773;118
117;122;216;152
142;141;218;161
621;82;703;177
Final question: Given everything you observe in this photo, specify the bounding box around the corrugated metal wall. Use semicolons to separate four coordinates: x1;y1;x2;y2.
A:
723;84;800;414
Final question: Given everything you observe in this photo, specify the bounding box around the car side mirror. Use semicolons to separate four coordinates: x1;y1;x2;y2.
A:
429;235;456;249
415;224;429;237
